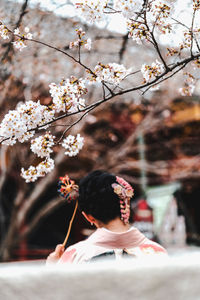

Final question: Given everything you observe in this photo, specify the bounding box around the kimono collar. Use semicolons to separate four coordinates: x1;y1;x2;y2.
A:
87;226;147;249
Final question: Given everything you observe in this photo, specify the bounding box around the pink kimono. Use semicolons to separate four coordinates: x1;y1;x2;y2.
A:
58;227;167;264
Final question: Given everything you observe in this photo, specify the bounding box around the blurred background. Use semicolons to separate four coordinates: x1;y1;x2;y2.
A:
0;0;200;262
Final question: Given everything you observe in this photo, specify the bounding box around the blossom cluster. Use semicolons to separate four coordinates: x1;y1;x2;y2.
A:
21;132;84;183
150;0;171;19
193;58;200;68
72;0;108;23
148;0;173;34
49;76;87;113
141;60;164;83
88;62;131;85
179;73;195;96
21;158;55;183
69;27;92;51
0;101;55;145
13;27;32;51
113;0;143;19
193;0;200;10
0;22;9;39
179;28;200;52
127;20;150;44
30;132;55;158
179;31;192;51
62;134;84;157
167;47;179;56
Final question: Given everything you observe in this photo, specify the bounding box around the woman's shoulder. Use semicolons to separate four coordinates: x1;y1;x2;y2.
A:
125;239;167;257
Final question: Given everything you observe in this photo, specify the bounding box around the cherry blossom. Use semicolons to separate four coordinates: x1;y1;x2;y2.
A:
193;58;200;68
127;20;151;44
193;0;200;10
21;166;39;183
78;98;86;110
141;60;164;83
150;0;173;19
62;134;84;157
72;0;108;23
36;158;55;176
179;31;192;50
88;62;131;84
0;22;9;39
114;0;143;19
148;0;173;34
69;28;92;51
0;101;55;144
21;158;55;183
13;26;32;51
179;73;195;96
49;76;87;113
179;85;195;97
84;38;92;51
30;132;55;158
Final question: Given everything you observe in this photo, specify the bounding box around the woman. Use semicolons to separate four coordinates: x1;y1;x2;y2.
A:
47;170;167;264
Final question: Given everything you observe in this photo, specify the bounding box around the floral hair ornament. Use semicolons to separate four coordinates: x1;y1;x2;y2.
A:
58;174;79;247
58;175;79;202
112;176;134;224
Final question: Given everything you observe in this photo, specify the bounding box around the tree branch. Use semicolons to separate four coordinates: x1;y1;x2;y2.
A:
1;0;29;62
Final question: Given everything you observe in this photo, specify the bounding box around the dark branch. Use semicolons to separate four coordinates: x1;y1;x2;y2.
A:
1;0;29;62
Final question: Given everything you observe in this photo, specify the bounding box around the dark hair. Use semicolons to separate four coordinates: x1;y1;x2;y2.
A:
78;170;122;224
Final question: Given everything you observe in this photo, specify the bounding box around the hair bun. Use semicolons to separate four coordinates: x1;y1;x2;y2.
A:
58;174;79;203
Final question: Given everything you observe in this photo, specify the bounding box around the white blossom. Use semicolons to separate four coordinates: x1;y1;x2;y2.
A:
179;73;195;96
62;134;84;157
141;60;164;82
2;138;17;146
17;100;55;129
127;20;150;44
0;100;55;144
18;131;35;143
13;27;32;51
49;76;87;113
21;166;38;183
148;0;174;33
179;85;195;96
72;0;108;24
0;23;9;39
14;28;20;35
150;0;173;18
21;158;55;183
31;132;55;158
69;28;92;51
88;62;131;85
85;38;92;50
13;40;27;51
78;98;86;110
114;0;143;19
36;158;55;176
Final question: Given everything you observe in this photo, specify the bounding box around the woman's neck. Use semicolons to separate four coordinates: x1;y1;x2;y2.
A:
100;218;131;233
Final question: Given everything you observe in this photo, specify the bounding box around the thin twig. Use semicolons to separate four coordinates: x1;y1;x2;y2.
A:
190;8;196;57
1;0;29;62
56;106;94;144
144;11;169;71
142;63;187;94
